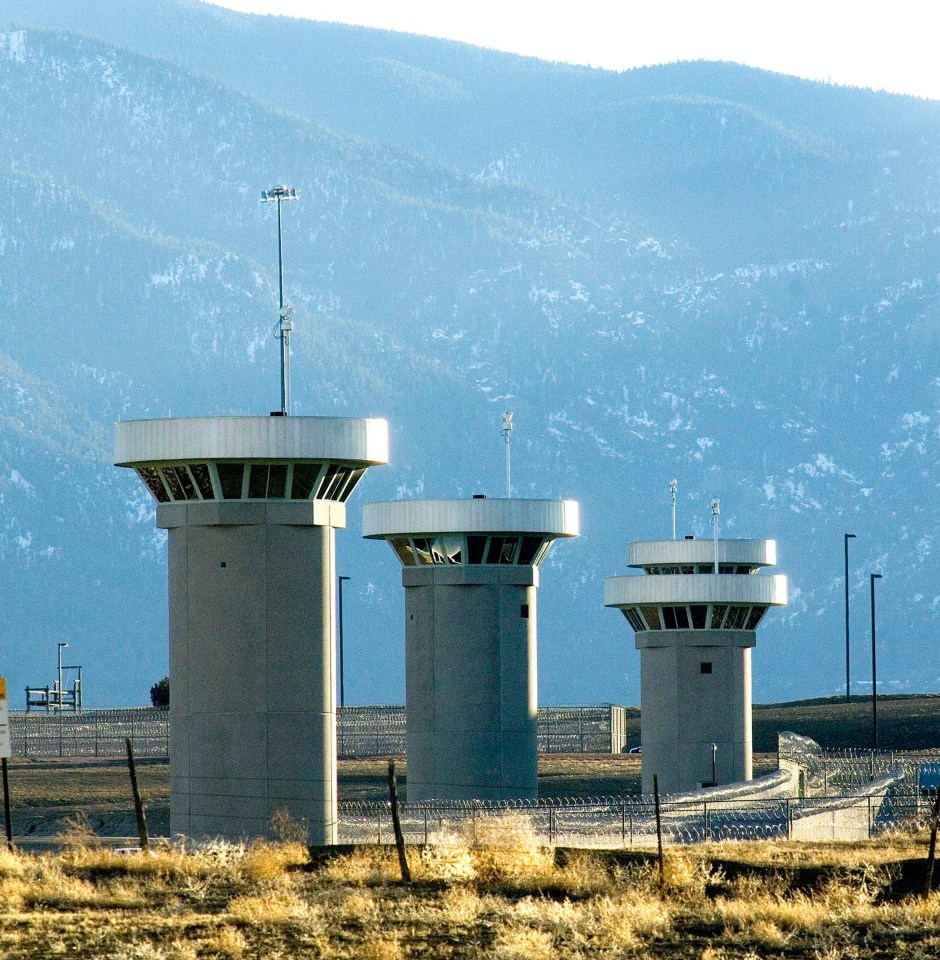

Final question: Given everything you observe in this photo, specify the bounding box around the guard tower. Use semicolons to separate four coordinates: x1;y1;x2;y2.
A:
363;497;579;801
115;416;387;842
605;538;787;795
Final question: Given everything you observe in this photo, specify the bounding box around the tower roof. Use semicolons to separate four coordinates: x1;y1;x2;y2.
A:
114;416;389;467
362;498;579;539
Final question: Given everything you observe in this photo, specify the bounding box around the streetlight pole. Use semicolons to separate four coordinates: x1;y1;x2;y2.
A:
870;573;883;753
338;576;351;709
844;533;856;702
260;185;298;416
57;642;68;709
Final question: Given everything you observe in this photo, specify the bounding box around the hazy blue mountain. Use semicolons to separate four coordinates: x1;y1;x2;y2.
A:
1;10;939;709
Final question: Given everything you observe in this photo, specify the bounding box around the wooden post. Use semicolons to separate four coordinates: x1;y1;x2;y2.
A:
654;774;665;896
924;788;940;896
1;758;11;851
388;759;411;884
125;737;150;852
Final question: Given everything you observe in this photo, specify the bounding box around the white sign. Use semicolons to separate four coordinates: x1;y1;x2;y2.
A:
0;678;10;759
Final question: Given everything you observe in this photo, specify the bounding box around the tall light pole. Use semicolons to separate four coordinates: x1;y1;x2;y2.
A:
501;412;513;497
711;499;720;574
670;479;678;540
57;642;68;709
844;533;857;702
338;576;351;709
870;573;883;752
260;185;298;416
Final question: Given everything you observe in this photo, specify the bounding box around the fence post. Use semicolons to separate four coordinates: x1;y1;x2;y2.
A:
654;775;664;896
424;810;428;846
621;802;626;846
630;809;634;848
703;801;709;840
786;799;792;840
868;796;873;839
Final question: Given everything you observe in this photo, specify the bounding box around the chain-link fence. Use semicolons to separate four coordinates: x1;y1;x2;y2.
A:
338;774;917;848
778;730;940;797
10;704;628;759
11;708;170;758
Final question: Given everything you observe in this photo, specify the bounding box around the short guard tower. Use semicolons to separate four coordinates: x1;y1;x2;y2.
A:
605;538;787;795
115;416;387;842
363;497;579;801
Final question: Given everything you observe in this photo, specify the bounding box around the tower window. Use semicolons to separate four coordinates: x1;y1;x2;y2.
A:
700;662;713;674
520;604;529;619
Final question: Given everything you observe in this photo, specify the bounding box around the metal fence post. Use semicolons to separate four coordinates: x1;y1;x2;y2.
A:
621;802;626;846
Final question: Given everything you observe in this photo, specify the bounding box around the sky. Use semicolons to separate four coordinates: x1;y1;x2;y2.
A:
201;1;940;101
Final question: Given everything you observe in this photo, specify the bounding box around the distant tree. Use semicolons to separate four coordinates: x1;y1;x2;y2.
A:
150;676;169;708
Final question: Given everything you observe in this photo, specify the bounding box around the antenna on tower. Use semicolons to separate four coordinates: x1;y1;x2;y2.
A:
261;184;298;416
711;499;721;574
670;479;678;540
501;411;514;497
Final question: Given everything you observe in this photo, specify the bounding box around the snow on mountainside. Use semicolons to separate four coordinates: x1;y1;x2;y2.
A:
2;9;940;706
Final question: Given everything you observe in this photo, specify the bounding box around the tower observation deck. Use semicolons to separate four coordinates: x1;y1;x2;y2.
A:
605;538;787;795
363;497;579;801
116;416;388;842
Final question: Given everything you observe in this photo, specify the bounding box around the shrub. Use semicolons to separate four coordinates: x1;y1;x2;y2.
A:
150;677;169;707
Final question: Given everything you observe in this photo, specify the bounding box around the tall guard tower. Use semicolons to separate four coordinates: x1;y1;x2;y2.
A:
605;538;787;795
363;497;579;801
116;416;387;842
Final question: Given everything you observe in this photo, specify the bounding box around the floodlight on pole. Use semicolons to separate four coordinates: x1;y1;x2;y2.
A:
501;411;513;498
711;499;720;574
870;572;883;753
338;575;351;709
57;642;68;709
844;533;857;702
670;479;678;540
260;185;298;416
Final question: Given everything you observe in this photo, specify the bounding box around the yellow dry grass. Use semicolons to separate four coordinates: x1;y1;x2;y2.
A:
0;830;937;957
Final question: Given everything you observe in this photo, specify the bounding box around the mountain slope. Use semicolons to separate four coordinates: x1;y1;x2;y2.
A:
0;15;939;709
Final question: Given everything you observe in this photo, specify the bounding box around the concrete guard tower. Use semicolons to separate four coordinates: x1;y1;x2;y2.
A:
605;538;787;795
115;416;387;843
363;497;579;801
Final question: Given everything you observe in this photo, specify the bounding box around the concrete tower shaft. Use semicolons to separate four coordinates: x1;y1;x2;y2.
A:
363;498;579;802
116;416;388;843
605;538;787;796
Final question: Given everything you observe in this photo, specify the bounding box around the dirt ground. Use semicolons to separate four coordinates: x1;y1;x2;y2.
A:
3;752;779;840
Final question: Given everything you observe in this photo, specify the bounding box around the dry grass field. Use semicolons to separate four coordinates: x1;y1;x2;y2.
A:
0;822;938;958
2;747;939;956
